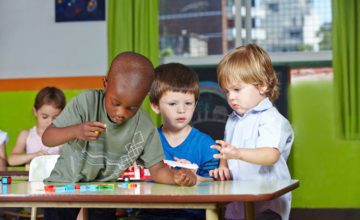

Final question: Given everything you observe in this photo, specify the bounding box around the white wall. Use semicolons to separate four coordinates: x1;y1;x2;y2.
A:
0;0;107;79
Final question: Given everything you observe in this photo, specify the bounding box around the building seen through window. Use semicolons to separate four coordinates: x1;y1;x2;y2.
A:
159;0;332;57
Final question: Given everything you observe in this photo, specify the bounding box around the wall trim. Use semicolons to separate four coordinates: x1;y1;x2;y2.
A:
0;76;104;91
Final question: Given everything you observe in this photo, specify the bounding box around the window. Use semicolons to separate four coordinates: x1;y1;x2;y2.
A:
159;0;332;62
268;3;279;12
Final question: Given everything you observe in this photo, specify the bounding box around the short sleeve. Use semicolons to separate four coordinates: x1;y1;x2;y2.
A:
256;112;293;153
53;94;84;127
0;130;8;145
138;127;164;168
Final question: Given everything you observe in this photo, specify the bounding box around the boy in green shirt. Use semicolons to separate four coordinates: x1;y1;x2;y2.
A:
42;52;196;220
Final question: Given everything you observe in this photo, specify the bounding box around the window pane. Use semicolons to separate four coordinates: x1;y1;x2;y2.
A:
254;0;332;52
159;0;332;57
159;0;224;57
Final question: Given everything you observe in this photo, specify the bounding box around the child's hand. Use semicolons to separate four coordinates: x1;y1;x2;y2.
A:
77;122;106;141
174;157;197;174
209;167;232;181
173;168;197;186
211;140;239;160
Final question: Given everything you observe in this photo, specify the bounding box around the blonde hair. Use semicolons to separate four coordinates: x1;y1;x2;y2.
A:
217;44;279;102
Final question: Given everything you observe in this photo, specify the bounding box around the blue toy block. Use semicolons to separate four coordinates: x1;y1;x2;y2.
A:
65;185;75;191
80;185;88;192
88;185;99;191
55;186;66;192
1;176;11;184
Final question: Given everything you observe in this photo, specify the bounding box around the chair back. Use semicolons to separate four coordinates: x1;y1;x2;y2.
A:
28;155;60;182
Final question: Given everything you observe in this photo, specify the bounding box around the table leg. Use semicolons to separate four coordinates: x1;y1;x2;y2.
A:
244;202;255;220
206;208;219;220
81;208;89;220
31;207;37;220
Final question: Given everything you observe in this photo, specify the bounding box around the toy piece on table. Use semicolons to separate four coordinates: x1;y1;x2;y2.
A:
44;183;115;193
64;185;75;191
87;185;99;191
119;183;129;188
1;176;11;184
118;183;138;189
80;185;88;192
55;186;66;192
44;184;81;192
44;185;55;192
163;160;199;170
97;183;115;190
128;183;137;188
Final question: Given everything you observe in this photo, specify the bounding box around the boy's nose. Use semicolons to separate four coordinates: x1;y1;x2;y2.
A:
116;107;125;116
177;105;186;113
227;91;235;100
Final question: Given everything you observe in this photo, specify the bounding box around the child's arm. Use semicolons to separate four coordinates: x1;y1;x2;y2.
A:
8;130;46;166
0;143;7;167
211;140;280;165
42;122;106;147
148;161;197;186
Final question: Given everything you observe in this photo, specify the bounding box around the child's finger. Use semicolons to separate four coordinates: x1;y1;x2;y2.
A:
224;169;232;180
175;158;191;164
210;169;218;179
218;170;225;181
85;130;102;140
213;153;223;159
90;122;107;133
175;173;186;184
209;170;214;176
210;144;222;151
215;140;225;146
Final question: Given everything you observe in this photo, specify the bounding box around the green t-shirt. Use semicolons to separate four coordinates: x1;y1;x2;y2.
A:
46;89;164;183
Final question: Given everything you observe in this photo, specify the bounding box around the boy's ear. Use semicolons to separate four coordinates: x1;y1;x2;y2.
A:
150;102;160;114
103;77;108;89
259;83;268;95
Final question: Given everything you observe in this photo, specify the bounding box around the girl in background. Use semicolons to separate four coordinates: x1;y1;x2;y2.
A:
8;86;65;166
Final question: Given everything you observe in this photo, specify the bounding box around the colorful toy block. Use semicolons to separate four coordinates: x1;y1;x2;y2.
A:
44;185;55;192
55;186;66;192
1;176;11;184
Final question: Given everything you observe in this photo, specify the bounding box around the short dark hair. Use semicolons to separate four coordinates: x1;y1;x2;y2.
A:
149;63;199;105
34;87;66;110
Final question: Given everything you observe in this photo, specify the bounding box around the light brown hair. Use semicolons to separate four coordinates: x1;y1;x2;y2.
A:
217;44;279;102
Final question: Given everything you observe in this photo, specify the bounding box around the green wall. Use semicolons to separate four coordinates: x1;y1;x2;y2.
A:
289;80;360;208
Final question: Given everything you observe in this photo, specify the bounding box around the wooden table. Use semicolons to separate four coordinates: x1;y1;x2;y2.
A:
0;179;299;220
